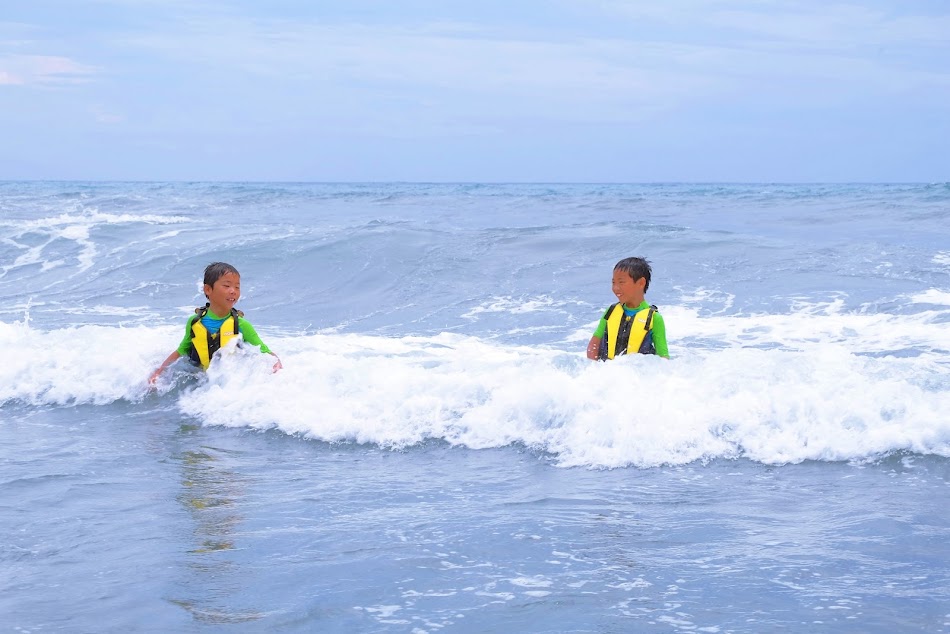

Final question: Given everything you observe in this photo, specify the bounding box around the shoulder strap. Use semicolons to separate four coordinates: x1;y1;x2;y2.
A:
195;304;245;320
229;308;246;348
643;305;658;331
597;303;621;361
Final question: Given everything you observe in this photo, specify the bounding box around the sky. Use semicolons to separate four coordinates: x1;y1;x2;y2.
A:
1;0;948;182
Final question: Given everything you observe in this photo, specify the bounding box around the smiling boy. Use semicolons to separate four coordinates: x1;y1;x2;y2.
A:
148;262;281;384
586;257;669;360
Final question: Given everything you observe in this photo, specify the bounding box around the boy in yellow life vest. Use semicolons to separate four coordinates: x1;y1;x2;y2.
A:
586;257;669;360
148;262;282;385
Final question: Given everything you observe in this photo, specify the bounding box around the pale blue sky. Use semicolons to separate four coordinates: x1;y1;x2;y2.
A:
2;0;948;182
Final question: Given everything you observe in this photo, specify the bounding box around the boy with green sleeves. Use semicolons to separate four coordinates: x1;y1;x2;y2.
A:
586;257;669;360
149;262;281;384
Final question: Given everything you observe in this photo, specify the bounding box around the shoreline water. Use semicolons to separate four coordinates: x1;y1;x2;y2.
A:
5;406;949;632
2;181;949;631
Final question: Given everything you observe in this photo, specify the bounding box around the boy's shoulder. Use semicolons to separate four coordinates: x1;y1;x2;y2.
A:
185;307;246;323
603;301;659;313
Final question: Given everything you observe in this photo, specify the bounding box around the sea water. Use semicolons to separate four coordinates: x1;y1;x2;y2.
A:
1;182;949;632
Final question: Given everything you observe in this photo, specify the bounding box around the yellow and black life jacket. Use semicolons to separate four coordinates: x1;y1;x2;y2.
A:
598;303;657;360
188;304;245;369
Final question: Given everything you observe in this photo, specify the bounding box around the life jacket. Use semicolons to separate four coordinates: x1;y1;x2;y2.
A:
188;304;245;369
597;303;657;360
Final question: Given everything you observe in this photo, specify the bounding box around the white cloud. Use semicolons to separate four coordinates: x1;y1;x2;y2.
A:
594;0;950;51
0;70;23;85
110;11;950;131
0;54;97;86
114;20;717;123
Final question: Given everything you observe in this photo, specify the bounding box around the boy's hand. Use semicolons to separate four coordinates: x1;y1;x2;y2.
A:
586;336;602;360
271;356;283;373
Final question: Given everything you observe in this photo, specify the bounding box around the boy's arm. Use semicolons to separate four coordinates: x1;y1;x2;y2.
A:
149;351;181;385
652;312;670;358
586;336;602;360
176;315;197;355
586;315;608;360
149;316;197;385
238;318;282;372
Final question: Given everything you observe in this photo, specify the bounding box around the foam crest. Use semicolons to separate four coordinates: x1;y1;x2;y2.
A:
178;331;950;468
3;312;948;468
0;210;190;278
0;320;163;405
463;296;584;318
0;210;191;230
909;289;950;306
658;302;950;355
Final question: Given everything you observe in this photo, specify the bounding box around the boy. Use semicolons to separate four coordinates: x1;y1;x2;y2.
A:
586;257;669;360
149;262;282;384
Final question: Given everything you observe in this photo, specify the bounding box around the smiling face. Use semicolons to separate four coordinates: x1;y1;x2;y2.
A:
204;271;241;315
612;269;646;307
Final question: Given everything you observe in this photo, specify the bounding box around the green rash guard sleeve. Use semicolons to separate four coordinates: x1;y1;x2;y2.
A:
237;317;272;354
176;314;198;356
175;313;273;355
651;312;669;359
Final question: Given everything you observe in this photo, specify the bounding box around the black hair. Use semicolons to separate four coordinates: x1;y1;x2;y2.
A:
203;262;240;289
614;257;652;292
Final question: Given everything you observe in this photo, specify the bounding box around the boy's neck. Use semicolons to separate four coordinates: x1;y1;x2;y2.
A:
207;303;233;317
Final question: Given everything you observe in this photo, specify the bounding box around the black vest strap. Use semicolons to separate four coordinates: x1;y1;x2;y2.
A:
643;305;657;331
596;303;619;361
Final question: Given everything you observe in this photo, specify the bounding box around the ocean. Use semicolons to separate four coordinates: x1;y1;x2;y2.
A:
1;181;949;632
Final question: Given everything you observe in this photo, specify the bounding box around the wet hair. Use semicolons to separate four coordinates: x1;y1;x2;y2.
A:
203;262;240;289
614;257;652;292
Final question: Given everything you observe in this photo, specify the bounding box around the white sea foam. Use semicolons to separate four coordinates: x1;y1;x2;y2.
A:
0;319;167;406
1;222;97;274
909;289;950;306
640;301;950;355
0;211;190;230
0;211;191;278
3;302;949;468
673;286;735;312
462;295;585;318
509;576;553;588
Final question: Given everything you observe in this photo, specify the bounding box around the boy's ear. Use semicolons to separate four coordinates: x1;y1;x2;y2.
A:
203;283;212;298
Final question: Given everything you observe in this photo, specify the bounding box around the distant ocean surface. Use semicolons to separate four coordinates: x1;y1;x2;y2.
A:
2;181;949;632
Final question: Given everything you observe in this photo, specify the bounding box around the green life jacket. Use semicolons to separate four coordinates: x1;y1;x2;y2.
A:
598;303;657;360
188;305;244;369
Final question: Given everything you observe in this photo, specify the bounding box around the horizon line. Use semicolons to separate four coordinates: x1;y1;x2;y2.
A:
1;179;947;186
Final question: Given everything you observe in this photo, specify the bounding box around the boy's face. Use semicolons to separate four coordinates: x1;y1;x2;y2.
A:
204;272;241;313
612;269;646;306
